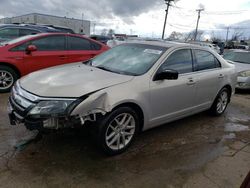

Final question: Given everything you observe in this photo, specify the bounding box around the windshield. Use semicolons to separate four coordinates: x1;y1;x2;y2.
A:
1;34;38;45
223;51;250;64
91;43;167;76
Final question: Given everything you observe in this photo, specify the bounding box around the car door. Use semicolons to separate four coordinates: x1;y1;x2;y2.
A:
66;36;100;63
149;48;197;127
192;49;223;110
23;35;68;73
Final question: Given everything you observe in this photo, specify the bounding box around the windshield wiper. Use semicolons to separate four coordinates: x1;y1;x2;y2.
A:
95;66;138;76
233;60;249;64
82;59;92;65
95;66;118;73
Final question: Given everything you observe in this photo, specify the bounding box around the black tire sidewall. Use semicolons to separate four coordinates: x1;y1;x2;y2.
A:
211;88;230;116
98;107;140;155
0;65;18;93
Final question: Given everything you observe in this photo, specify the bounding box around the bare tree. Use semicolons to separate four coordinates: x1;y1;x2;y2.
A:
101;29;108;36
108;29;115;37
231;29;244;41
168;31;183;40
210;31;223;42
184;30;204;41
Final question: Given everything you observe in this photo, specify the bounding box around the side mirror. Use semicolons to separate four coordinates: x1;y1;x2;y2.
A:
154;69;179;81
26;45;37;54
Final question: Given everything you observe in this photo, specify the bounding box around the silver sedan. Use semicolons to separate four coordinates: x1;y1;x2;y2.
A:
8;41;236;155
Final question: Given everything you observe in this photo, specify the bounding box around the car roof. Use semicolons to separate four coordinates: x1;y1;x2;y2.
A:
21;32;82;36
227;49;250;53
10;32;92;42
126;40;203;49
0;24;60;32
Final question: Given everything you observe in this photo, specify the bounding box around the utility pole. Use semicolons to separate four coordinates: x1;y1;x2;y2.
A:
162;0;174;39
194;8;204;41
82;13;84;26
93;23;96;34
226;27;230;42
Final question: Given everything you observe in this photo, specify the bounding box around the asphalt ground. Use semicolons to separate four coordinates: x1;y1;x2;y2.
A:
0;92;249;188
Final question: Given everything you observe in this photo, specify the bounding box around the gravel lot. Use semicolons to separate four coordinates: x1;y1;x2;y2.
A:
0;92;249;188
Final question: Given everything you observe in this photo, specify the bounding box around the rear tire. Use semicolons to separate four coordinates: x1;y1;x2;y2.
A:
96;107;140;156
0;65;18;93
210;88;230;116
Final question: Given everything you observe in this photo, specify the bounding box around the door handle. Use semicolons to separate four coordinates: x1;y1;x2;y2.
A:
218;74;224;79
12;57;23;60
187;78;196;85
59;55;67;59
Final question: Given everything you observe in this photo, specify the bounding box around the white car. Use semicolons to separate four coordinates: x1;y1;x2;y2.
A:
8;41;236;155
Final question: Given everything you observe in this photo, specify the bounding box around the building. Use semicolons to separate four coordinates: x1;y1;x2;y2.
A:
0;13;90;35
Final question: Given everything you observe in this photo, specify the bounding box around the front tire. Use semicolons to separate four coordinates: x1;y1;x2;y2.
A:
0;65;18;93
97;107;140;155
210;88;230;116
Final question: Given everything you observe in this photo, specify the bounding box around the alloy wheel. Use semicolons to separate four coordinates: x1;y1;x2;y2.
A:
105;113;136;151
0;70;14;90
216;91;228;114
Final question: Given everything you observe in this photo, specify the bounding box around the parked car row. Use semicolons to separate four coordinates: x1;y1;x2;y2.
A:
0;33;109;92
0;23;74;43
90;35;112;45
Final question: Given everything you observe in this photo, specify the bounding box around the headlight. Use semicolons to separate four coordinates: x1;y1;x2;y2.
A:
28;100;75;117
239;70;250;77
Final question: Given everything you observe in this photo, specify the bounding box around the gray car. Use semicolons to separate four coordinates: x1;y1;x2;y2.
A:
8;41;236;155
223;49;250;90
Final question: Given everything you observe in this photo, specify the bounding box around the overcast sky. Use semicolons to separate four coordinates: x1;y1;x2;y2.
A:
0;0;250;38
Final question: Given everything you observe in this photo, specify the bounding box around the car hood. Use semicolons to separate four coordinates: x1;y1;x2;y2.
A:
20;63;134;98
227;60;250;73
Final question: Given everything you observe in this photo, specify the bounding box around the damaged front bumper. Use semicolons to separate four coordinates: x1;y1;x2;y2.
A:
8;82;109;131
8;97;103;131
8;97;75;130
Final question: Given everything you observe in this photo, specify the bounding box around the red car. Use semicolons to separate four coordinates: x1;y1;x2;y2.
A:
0;33;109;92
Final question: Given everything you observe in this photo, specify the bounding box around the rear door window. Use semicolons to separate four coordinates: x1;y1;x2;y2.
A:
194;50;221;71
67;36;92;50
90;41;101;50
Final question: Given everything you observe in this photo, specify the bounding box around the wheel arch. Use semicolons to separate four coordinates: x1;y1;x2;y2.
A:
112;102;145;132
222;84;232;101
0;62;21;78
213;84;232;105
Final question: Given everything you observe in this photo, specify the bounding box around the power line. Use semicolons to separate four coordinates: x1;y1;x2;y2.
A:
204;10;249;15
167;23;192;30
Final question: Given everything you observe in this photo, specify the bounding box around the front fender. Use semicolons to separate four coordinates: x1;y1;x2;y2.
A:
70;90;112;117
